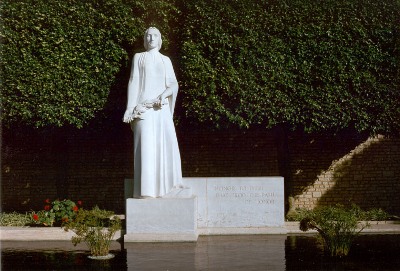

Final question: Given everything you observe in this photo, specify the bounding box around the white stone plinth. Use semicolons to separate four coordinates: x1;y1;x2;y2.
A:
124;177;285;242
183;177;285;234
125;197;198;242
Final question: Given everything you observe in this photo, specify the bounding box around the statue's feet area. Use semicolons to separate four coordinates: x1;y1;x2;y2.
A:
162;186;192;198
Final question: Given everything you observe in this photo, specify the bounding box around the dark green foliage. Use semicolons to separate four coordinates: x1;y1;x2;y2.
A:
350;205;390;221
286;207;314;222
179;0;400;134
1;0;142;128
0;212;32;227
299;205;369;257
51;199;77;222
2;0;399;134
0;0;180;128
134;0;179;51
288;205;391;222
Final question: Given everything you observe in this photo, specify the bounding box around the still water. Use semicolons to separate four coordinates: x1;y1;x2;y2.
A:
2;234;400;270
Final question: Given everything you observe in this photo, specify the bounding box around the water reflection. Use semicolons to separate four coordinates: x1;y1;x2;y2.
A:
2;234;400;270
125;235;285;270
285;234;400;270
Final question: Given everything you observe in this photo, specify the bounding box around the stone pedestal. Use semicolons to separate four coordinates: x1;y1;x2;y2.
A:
125;177;285;242
185;177;285;235
125;197;198;242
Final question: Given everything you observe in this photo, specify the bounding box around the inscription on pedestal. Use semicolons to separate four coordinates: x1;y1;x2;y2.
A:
183;177;284;229
214;185;277;204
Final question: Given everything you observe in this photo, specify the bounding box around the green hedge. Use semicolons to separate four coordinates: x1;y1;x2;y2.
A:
179;0;399;134
1;0;140;127
1;0;399;134
0;0;178;128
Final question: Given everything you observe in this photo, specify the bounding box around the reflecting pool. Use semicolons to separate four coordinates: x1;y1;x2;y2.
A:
2;234;400;270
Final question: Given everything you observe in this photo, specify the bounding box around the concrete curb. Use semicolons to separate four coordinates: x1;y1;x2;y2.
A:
285;221;400;234
0;227;123;241
1;221;399;241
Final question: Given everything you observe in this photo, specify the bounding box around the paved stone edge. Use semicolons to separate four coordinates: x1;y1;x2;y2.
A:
1;221;399;241
0;228;123;241
285;221;400;234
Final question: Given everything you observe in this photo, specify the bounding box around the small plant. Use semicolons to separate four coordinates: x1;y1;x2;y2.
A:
31;209;56;226
299;205;369;257
287;205;392;222
364;208;389;221
63;206;121;258
31;199;82;226
286;207;312;222
0;212;32;226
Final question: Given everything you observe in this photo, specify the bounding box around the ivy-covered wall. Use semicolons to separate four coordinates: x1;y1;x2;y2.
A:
2;0;399;134
1;0;399;216
178;0;400;134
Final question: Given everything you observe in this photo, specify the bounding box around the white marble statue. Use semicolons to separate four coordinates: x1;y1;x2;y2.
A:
123;27;183;198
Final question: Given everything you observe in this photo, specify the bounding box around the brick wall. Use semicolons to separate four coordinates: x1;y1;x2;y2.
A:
0;124;278;214
2;124;399;215
178;128;279;178
1;124;132;213
289;133;400;214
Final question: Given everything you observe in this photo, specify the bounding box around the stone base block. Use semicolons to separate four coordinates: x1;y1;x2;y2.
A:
183;177;285;230
125;197;198;242
197;227;287;235
124;233;198;242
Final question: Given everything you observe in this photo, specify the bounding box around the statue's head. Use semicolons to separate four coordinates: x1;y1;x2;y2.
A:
144;27;162;51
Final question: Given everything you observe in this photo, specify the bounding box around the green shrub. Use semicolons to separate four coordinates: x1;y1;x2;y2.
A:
364;208;389;221
31;199;82;226
1;0;180;129
299;205;369;257
287;205;391;222
0;212;32;227
179;0;400;134
286;208;312;222
63;206;121;257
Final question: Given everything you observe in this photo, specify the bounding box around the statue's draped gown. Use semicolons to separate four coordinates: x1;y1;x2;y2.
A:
127;50;182;197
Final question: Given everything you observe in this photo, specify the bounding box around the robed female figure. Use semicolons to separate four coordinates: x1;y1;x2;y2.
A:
123;27;182;198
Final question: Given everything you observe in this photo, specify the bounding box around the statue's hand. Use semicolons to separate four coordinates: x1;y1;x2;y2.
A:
156;93;167;108
123;105;147;123
131;104;147;120
123;108;134;123
135;104;147;113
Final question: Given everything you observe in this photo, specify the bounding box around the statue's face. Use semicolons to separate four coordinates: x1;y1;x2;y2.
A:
146;28;160;50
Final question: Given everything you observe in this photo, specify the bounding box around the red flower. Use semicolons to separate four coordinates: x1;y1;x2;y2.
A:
44;205;51;211
45;199;51;204
72;205;79;212
77;201;82;205
32;214;39;221
62;217;69;222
